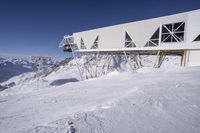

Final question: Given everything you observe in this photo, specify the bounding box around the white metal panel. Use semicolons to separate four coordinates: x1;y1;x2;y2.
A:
186;10;200;66
124;21;159;47
73;10;200;50
188;50;200;66
74;32;99;49
72;9;200;67
99;25;124;49
187;10;200;44
126;12;187;47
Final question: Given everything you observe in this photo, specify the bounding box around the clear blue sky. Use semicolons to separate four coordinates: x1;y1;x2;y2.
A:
0;0;200;60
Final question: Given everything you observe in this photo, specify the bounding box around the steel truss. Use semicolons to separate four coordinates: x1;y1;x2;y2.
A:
71;49;185;80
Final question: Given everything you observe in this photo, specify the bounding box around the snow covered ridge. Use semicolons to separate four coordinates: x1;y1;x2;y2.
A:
0;57;36;83
0;57;56;83
0;66;200;133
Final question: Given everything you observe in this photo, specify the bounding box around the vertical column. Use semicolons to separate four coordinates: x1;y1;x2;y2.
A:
158;23;162;46
181;50;190;67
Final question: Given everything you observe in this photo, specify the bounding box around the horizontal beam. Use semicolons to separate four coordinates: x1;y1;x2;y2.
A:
76;46;200;53
74;45;200;55
77;50;183;56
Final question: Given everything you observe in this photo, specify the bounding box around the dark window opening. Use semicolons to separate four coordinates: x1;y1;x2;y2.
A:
151;28;159;39
125;42;135;47
149;41;155;47
63;45;72;52
162;26;169;33
162;34;171;42
165;24;172;31
125;32;136;47
174;22;185;32
80;38;87;49
194;34;200;41
145;27;160;47
161;22;185;43
125;32;132;41
174;33;184;41
144;42;149;47
91;36;99;49
63;44;78;52
151;40;159;44
144;41;157;47
172;37;177;42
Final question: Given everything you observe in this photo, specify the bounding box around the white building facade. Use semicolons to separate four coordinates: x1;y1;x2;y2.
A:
61;9;200;67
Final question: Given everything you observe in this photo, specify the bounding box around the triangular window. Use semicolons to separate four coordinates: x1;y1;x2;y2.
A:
161;22;185;42
80;38;87;49
193;34;200;42
144;28;160;47
125;32;136;48
91;36;99;49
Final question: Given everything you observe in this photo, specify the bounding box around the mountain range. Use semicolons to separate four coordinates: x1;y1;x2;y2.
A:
0;57;55;83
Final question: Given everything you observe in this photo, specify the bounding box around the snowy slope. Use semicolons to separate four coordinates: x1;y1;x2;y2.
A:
0;66;200;133
0;58;37;83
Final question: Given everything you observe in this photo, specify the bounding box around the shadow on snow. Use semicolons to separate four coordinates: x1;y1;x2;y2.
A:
50;78;79;86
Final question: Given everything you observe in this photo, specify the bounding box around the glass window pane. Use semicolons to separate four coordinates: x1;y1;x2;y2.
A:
174;22;185;32
162;34;170;41
81;38;87;49
149;41;157;46
162;26;169;33
95;36;99;42
175;23;185;32
144;42;149;47
174;33;184;41
125;32;136;47
174;22;182;30
151;28;159;39
151;40;159;45
162;34;172;42
172;36;178;42
194;34;200;41
125;32;132;41
125;42;135;47
165;24;172;31
91;36;99;49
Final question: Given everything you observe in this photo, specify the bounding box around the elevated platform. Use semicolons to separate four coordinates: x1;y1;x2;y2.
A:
75;45;200;55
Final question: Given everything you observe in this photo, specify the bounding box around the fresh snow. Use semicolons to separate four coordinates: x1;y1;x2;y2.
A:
0;66;200;133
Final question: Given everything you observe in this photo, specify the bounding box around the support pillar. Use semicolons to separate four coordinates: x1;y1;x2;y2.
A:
181;50;190;67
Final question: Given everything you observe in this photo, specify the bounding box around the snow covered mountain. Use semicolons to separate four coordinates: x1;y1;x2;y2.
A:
0;57;37;83
0;57;56;83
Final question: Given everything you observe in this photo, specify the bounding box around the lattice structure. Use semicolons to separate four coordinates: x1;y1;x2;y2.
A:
145;28;160;47
91;36;99;49
161;22;185;42
80;38;87;49
125;32;136;48
31;56;52;88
